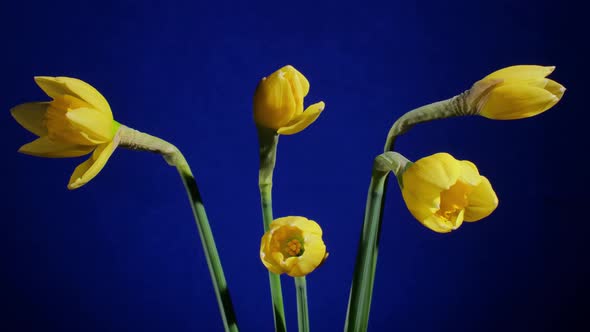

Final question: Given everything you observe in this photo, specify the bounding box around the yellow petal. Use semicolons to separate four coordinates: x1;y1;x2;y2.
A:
45;104;101;146
545;79;566;100
57;77;111;114
34;76;69;99
285;234;326;277
18;136;94;158
484;65;555;82
283;65;310;98
298;218;323;236
270;216;322;235
282;256;299;272
260;232;283;274
283;65;310;118
480;84;559;120
10;102;49;136
277;101;325;135
420;214;454;233
253;69;297;129
401;189;439;223
34;76;112;114
458;160;481;186
452;208;465;230
66;108;115;142
521;78;550;89
464;176;498;222
271;216;307;228
402;153;461;198
67;140;117;189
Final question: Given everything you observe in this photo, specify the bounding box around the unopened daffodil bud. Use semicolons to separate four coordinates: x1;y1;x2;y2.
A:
260;216;328;277
471;65;565;120
11;76;120;189
400;153;498;233
253;65;325;135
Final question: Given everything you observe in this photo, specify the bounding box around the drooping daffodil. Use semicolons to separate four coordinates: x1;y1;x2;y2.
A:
11;76;120;189
400;153;498;233
260;216;328;277
473;65;565;120
253;65;325;135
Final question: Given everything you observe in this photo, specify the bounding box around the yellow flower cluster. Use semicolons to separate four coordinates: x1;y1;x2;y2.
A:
9;64;566;277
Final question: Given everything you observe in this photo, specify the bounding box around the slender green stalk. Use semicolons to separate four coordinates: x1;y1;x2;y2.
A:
118;126;238;332
176;156;239;332
344;170;387;332
258;127;287;332
295;277;310;332
260;184;288;332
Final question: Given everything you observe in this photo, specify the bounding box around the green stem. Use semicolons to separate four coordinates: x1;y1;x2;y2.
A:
295;277;310;332
118;126;239;332
344;169;387;332
176;156;239;332
258;127;287;332
260;184;288;332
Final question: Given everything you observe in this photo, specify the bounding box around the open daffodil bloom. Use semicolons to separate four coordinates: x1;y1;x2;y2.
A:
260;216;327;277
253;65;325;135
401;153;498;233
11;76;120;189
475;65;565;120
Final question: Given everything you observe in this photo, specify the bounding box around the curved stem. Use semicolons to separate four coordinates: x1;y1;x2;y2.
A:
295;277;310;332
118;126;239;332
384;94;467;152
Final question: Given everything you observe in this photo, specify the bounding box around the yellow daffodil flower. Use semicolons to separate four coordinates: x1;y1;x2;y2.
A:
253;65;325;135
260;216;328;277
401;153;498;233
474;65;565;120
11;76;120;190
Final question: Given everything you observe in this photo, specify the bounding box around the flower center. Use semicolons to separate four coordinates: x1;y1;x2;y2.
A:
436;181;470;222
285;239;303;257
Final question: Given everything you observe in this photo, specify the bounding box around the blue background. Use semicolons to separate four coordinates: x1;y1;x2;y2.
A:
1;0;587;331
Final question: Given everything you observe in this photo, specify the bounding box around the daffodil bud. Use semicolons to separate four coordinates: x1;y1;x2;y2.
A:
471;65;565;120
11;76;120;189
400;153;498;233
253;65;325;135
260;216;328;277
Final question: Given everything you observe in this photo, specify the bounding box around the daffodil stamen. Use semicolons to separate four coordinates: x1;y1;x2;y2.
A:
285;239;303;257
435;182;469;222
